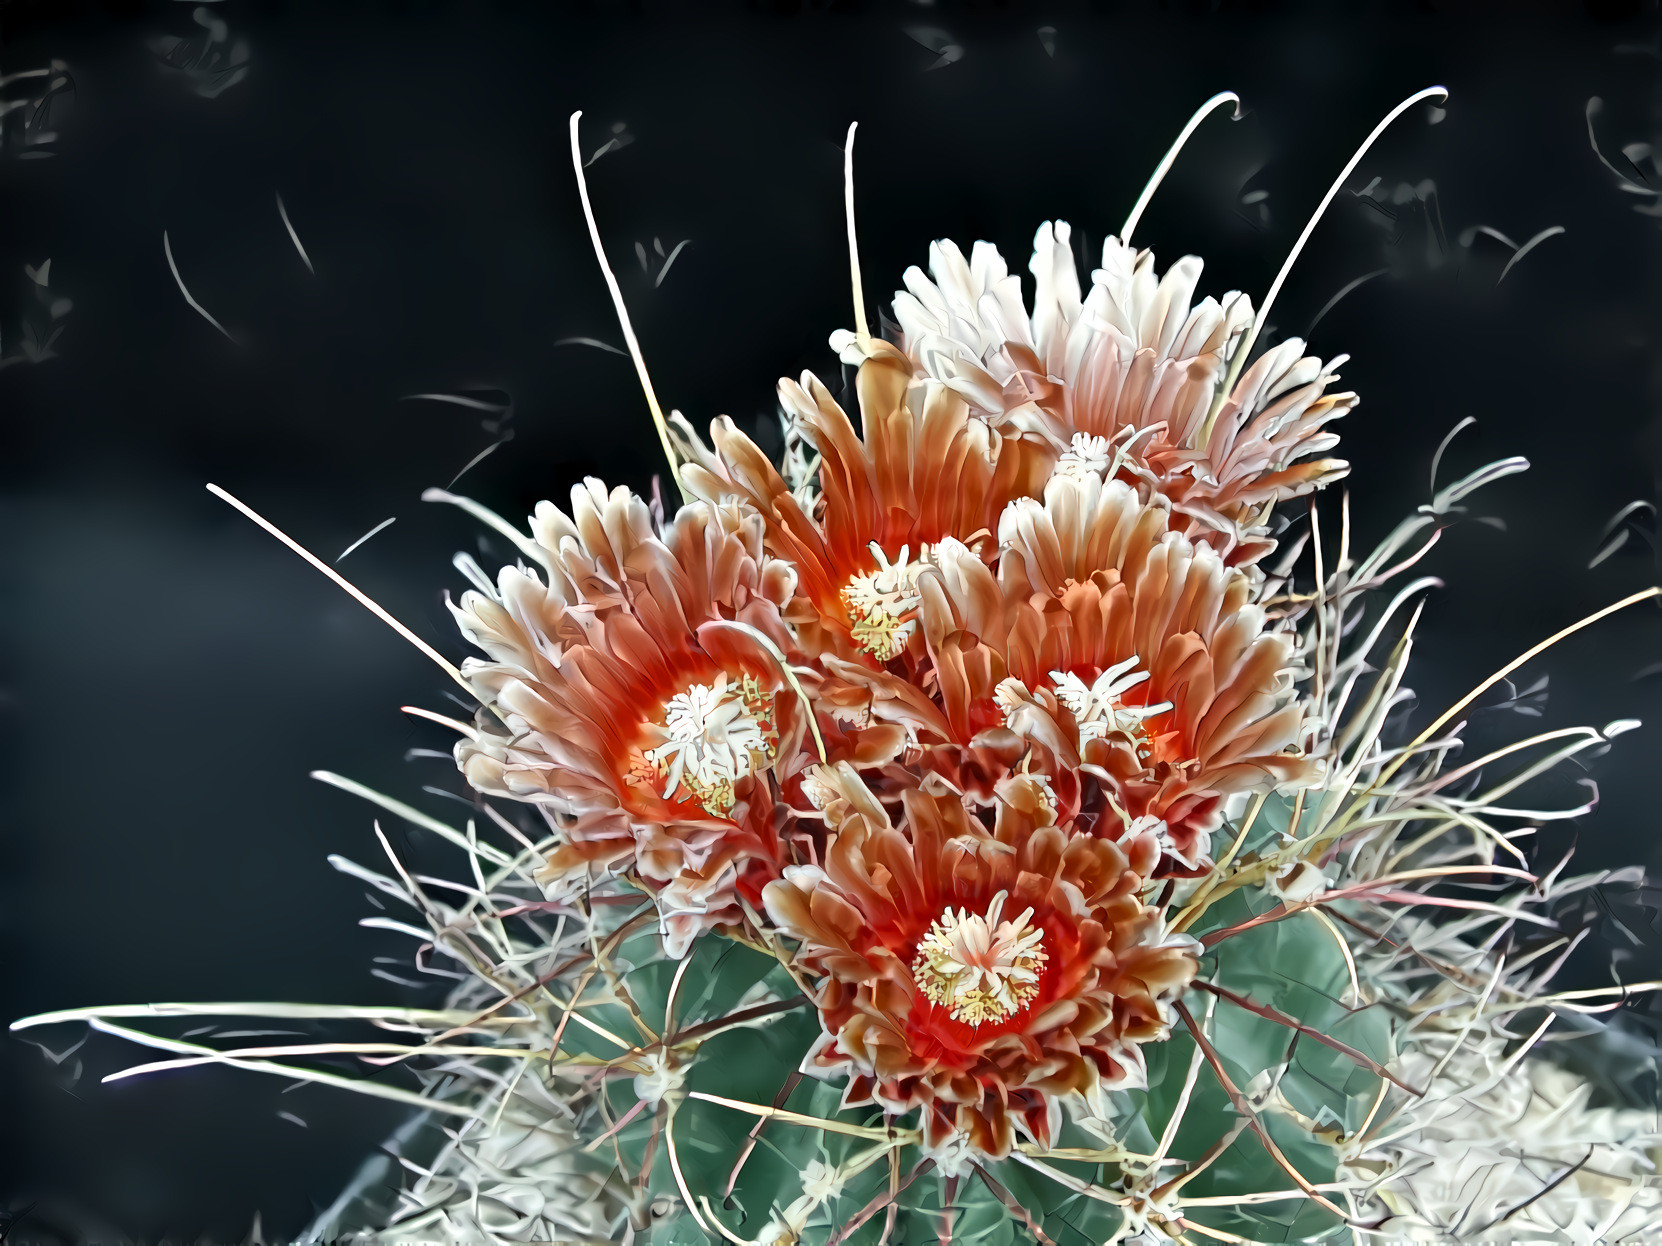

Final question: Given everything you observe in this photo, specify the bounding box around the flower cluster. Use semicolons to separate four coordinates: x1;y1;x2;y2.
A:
450;225;1345;1167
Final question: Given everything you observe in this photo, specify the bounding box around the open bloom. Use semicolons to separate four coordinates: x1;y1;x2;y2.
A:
678;341;1046;665
840;470;1315;870
450;480;811;954
763;775;1198;1169
835;224;1354;566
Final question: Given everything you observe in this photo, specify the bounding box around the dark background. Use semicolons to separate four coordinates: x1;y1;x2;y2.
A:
5;1;1662;1240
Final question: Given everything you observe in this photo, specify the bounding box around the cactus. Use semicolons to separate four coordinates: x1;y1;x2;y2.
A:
15;93;1662;1246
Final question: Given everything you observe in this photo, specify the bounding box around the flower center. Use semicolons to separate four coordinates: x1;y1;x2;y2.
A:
1054;432;1114;480
912;890;1047;1026
839;543;929;661
1050;658;1170;754
640;673;777;817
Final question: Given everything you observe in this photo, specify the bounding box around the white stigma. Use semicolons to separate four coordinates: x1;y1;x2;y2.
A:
840;542;930;661
1054;432;1115;480
642;673;776;817
1052;425;1165;486
1051;657;1172;750
913;890;1047;1026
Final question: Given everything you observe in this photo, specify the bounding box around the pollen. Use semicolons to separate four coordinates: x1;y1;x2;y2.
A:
641;674;777;817
912;891;1047;1026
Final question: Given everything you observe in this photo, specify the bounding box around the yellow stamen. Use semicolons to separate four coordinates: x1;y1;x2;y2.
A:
640;674;778;817
912;891;1047;1025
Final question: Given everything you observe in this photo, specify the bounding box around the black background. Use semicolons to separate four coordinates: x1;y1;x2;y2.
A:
5;1;1662;1240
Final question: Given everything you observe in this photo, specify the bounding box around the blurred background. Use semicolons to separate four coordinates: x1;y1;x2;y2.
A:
4;0;1662;1239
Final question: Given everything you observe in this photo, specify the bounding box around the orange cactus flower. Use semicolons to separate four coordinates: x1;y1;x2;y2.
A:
763;775;1198;1171
450;480;813;955
829;471;1316;871
837;225;1354;567
677;341;1047;666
